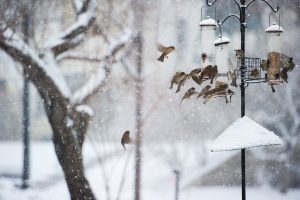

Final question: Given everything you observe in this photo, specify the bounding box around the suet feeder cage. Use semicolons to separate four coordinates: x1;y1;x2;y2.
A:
214;36;230;82
265;23;284;82
199;16;217;67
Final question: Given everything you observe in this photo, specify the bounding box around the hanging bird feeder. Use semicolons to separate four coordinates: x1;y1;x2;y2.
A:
199;16;217;67
265;23;284;82
214;35;230;82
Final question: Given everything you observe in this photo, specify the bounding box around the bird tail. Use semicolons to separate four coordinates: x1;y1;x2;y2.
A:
157;53;165;62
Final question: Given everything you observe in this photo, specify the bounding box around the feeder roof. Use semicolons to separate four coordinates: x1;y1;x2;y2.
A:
199;16;217;27
214;36;230;46
210;116;283;152
265;24;284;33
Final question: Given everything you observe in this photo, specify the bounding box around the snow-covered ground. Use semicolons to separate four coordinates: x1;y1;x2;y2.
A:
0;141;299;200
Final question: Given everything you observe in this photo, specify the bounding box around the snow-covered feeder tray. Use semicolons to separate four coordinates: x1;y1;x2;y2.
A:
210;116;283;152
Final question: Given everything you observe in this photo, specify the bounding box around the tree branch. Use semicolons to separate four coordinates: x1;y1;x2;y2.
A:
71;30;132;104
0;25;71;100
43;0;96;57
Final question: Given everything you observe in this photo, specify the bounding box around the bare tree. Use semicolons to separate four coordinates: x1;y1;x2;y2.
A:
0;0;132;199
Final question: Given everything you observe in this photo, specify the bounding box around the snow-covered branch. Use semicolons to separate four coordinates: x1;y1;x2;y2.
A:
43;0;96;57
57;51;105;63
0;25;71;99
71;30;132;104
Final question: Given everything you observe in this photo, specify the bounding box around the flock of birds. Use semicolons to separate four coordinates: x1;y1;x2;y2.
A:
120;43;295;150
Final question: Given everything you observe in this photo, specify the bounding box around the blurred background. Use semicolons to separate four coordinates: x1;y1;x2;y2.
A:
0;0;299;200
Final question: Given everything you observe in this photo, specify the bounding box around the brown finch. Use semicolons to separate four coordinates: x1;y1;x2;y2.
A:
189;68;202;85
234;49;243;58
157;43;175;62
121;130;131;150
201;53;207;63
250;68;260;79
180;87;197;104
170;72;189;93
200;65;218;84
197;85;211;98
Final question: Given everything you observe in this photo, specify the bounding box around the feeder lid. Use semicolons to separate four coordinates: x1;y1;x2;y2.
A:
214;36;230;46
199;16;217;27
265;24;284;33
210;116;283;152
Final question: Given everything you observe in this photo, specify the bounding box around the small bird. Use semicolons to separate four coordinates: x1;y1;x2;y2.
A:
201;53;207;63
260;59;268;71
180;87;197;104
200;65;218;84
197;85;211;98
202;81;228;104
280;54;295;72
280;68;288;83
157;43;175;62
170;72;189;93
189;68;202;85
121;130;131;150
234;49;243;58
250;68;260;79
228;70;238;87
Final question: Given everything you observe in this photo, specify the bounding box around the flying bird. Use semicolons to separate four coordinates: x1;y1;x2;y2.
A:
180;87;197;104
156;43;175;62
121;130;131;150
170;71;189;93
189;68;202;85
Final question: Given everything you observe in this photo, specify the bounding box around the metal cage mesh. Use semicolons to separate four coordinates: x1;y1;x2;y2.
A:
237;57;266;82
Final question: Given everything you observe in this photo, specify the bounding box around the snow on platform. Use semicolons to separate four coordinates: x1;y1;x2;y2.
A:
210;116;283;152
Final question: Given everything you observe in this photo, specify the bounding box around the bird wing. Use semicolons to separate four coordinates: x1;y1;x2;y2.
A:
156;43;166;52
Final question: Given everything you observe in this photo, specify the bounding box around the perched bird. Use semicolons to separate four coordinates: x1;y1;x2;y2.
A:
280;68;288;83
201;53;208;63
234;49;243;58
260;59;268;71
280;54;295;72
228;70;238;87
180;87;197;104
200;65;218;84
197;85;211;98
202;81;228;104
170;72;189;93
121;130;131;150
156;43;175;62
189;68;202;85
250;68;260;79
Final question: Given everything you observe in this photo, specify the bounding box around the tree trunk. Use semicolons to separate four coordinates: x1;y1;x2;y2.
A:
48;100;96;200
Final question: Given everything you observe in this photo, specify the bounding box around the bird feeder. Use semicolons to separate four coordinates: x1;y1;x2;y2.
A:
265;23;284;80
214;36;230;82
199;16;217;67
